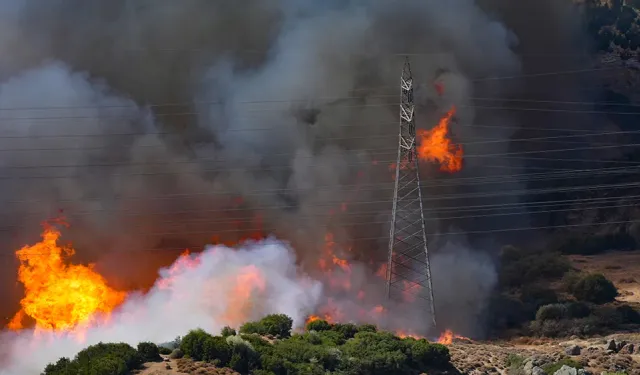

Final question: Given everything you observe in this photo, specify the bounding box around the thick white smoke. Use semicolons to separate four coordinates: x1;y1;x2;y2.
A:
0;239;323;375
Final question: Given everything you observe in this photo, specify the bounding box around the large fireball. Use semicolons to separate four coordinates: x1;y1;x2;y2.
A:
417;106;463;173
8;225;126;331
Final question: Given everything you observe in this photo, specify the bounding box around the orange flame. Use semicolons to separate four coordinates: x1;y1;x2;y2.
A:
417;106;463;173
437;329;470;345
157;249;201;290
9;225;126;331
396;330;423;339
220;265;267;326
305;314;335;325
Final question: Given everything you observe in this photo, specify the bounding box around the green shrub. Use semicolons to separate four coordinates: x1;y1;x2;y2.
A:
568;273;618;304
408;339;451;368
340;331;409;375
240;321;264;335
203;336;232;365
158;346;172;355
616;304;640;324
317;330;347;346
536;304;568;321
306;319;332;332
221;326;237;337
137;342;161;362
521;285;558;308
565;302;591;319
41;315;454;375
180;329;214;361
44;343;142;375
43;358;79;375
240;333;273;354
260;314;294;338
239;314;293;338
500;245;526;263
500;250;570;287
331;323;359;339
529;319;569;338
592;306;623;327
169;348;184;359
356;323;378;333
485;294;531;332
542;358;582;374
506;353;525;368
226;335;260;373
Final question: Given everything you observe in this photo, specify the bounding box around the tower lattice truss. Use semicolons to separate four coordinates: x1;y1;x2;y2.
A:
386;58;437;327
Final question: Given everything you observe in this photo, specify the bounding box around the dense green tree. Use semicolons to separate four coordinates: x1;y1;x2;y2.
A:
568;273;618;304
536;304;569;321
356;323;378;333
43;343;141;375
203;336;232;364
239;314;293;338
305;319;332;332
259;314;294;338
340;331;409;375
239;321;264;335
408;339;451;369
226;336;260;374
331;323;358;339
43;357;79;375
180;328;214;361
137;342;161;362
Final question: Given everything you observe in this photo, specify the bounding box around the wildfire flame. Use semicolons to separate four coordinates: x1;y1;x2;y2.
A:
8;225;126;331
220;265;267;325
396;330;423;339
417;106;463;173
305;314;335;325
437;329;470;345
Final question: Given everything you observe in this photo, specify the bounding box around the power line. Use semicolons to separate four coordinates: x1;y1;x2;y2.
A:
1;139;640;178
1;123;640;144
8;216;640;258
3;100;640;122
1;179;640;221
2;164;639;209
1;77;637;114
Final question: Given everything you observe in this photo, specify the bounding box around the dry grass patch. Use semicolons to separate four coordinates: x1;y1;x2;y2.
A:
174;358;239;375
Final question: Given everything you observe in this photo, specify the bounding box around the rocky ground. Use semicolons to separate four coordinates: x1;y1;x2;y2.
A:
448;334;640;375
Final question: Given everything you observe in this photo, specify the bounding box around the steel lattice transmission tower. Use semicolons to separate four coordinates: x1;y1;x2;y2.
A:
386;57;437;328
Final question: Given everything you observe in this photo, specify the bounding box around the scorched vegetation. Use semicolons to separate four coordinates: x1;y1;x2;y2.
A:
41;314;452;375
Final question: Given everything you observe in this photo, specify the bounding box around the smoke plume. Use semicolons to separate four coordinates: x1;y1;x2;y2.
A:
0;239;323;375
0;0;596;354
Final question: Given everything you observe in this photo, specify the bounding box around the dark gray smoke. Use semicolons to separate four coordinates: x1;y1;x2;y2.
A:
0;0;595;337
